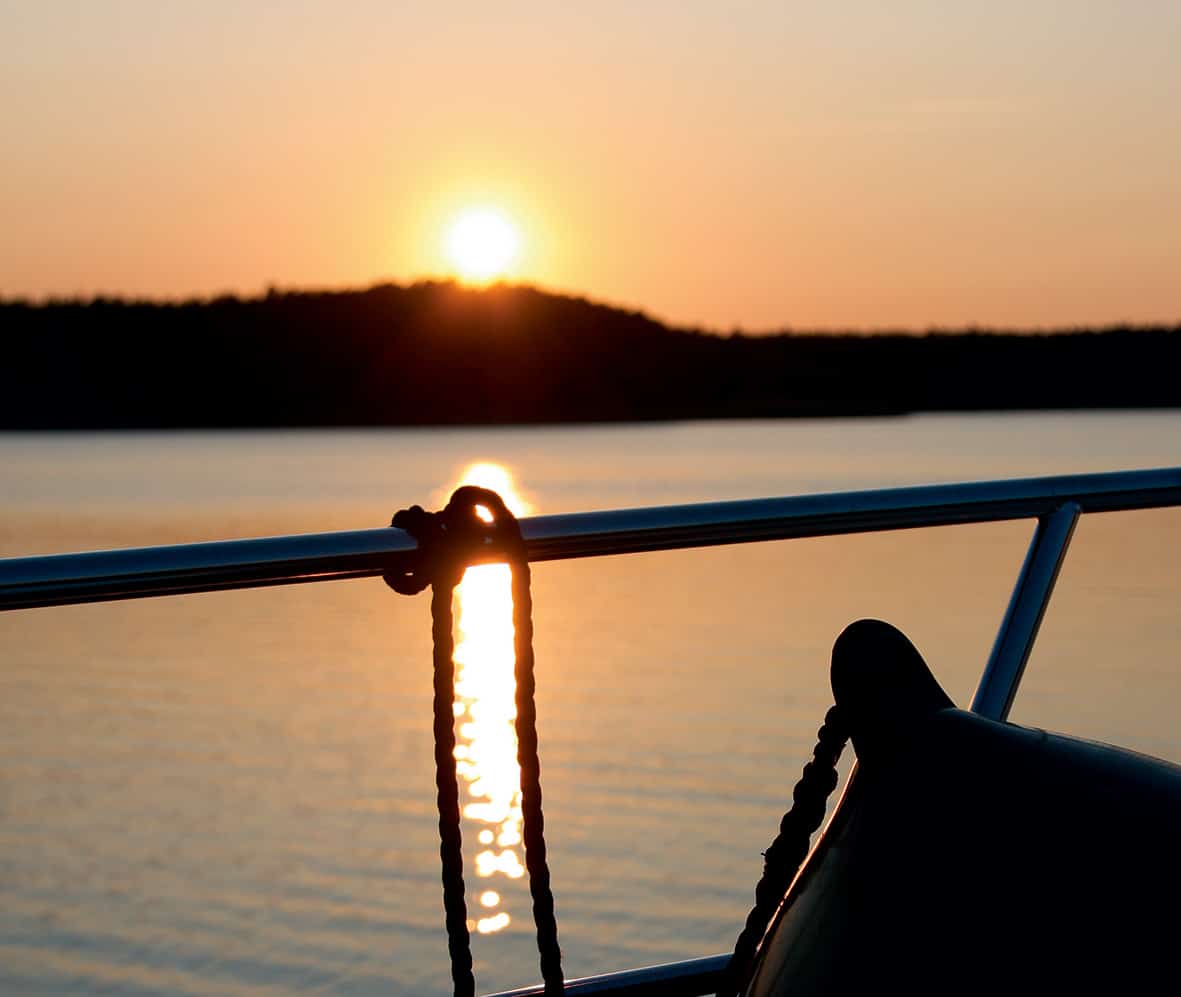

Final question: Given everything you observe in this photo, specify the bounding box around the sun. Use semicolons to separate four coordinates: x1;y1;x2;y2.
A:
446;208;520;283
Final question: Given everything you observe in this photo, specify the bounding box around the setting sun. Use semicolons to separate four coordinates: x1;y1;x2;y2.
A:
446;209;521;283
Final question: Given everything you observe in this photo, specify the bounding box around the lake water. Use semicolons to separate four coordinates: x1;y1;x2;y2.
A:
2;413;1180;995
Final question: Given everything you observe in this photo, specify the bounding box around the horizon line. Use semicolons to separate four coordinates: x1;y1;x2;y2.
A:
2;277;1179;339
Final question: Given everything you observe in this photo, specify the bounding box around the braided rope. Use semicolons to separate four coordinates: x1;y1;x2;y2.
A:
509;552;564;994
720;705;849;997
431;579;476;997
386;488;563;997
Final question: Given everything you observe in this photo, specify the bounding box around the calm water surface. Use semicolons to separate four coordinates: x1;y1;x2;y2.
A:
2;413;1180;995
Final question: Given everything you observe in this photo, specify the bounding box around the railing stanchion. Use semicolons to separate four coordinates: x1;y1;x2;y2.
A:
971;501;1081;721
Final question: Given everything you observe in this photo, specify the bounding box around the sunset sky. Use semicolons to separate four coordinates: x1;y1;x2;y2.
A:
3;2;1179;330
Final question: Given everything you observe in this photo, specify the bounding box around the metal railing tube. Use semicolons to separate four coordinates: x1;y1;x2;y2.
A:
2;467;1179;611
483;953;729;997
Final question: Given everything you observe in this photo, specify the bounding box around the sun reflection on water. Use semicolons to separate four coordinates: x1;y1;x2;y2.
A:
449;462;533;936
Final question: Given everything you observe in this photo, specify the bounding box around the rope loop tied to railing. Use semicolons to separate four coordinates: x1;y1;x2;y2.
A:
386;485;523;595
385;486;564;997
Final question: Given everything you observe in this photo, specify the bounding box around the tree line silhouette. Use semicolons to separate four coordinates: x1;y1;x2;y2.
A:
2;281;1178;428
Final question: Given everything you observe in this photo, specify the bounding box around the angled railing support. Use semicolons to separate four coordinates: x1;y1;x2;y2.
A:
971;501;1081;720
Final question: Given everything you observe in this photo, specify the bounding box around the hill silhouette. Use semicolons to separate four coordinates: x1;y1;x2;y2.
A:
2;281;1179;428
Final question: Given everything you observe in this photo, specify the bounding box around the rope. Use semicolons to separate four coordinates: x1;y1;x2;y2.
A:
508;539;564;994
720;704;849;997
386;487;564;997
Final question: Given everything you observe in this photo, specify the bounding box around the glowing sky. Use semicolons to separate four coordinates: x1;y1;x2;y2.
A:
2;1;1179;330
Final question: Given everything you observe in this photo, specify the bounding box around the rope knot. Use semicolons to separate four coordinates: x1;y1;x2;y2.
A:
385;486;525;595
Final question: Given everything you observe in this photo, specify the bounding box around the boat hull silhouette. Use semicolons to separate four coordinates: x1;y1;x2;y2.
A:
746;620;1181;996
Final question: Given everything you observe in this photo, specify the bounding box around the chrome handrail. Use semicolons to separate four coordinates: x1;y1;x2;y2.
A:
3;467;1179;612
485;953;729;997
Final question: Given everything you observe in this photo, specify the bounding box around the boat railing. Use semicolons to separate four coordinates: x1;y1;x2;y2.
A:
3;465;1180;996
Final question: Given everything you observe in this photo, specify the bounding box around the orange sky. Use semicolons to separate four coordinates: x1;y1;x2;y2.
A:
2;2;1179;331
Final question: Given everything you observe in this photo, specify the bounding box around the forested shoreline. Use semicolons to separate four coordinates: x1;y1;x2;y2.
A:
3;281;1179;428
